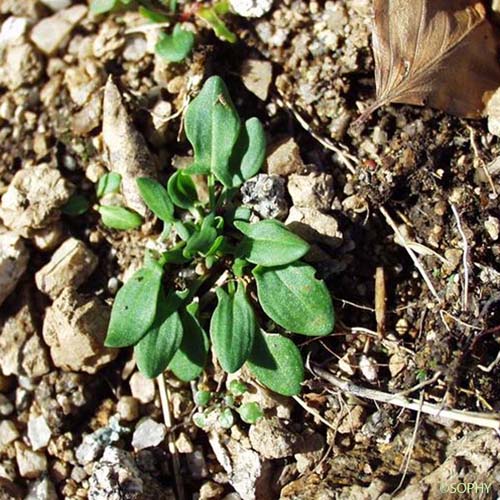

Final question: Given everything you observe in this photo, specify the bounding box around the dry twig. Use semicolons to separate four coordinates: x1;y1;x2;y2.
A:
450;203;470;311
375;267;386;339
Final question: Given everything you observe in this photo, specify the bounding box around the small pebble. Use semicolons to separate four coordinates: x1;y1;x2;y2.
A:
27;415;52;450
129;372;156;404
0;394;14;416
131;418;166;451
0;420;19;447
117;396;140;422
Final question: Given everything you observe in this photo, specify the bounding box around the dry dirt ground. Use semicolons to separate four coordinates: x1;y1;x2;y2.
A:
1;1;500;499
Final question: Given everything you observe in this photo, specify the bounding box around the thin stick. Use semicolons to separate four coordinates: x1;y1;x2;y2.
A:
125;21;172;34
375;267;386;339
380;206;440;302
311;365;500;430
450;203;470;311
157;374;185;500
292;395;337;432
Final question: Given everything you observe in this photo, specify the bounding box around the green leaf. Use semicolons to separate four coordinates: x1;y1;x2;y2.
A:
90;0;118;14
218;408;234;428
167;170;198;209
105;262;164;347
185;76;241;187
163;243;190;264
238;402;263;424
197;7;237;43
155;25;195;62
135;289;184;378
98;205;143;230
247;330;304;396
169;307;209;381
185;214;218;256
210;283;256;373
253;262;334;336
235;220;310;266
96;172;122;198
62;194;90;216
228;380;247;396
136;177;174;223
229;118;266;187
194;390;212;406
139;5;170;22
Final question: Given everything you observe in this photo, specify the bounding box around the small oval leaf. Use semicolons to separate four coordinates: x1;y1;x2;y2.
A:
155;24;194;62
135;290;184;378
105;262;164;347
96;172;122;199
246;330;304;396
210;284;255;373
235;219;310;266
98;205;143;230
169;307;209;381
253;262;334;336
136;177;174;222
167;170;198;209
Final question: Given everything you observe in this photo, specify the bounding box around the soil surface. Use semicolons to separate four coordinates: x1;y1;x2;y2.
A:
1;1;500;499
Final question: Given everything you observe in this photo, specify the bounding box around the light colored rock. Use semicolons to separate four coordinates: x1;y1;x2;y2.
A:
40;0;72;11
129;371;156;404
337;405;366;434
27;415;52;450
103;77;158;215
0;42;43;90
0;420;19;447
123;35;148;61
117;396;140;422
25;476;58;500
0;231;29;307
0;288;50;377
485;216;500;241
389;352;407;377
248;417;301;459
175;432;194;454
43;288;117;373
230;0;273;18
240;380;293;420
359;355;378;383
35;238;98;298
30;5;87;55
241;59;272;101
72;92;103;136
15;442;47;479
0;394;14;416
199;481;225;500
285;206;343;248
287;172;334;211
0;163;74;237
209;432;272;500
132;418;166;451
64;64;104;107
0;17;28;46
487;87;500;137
265;137;304;176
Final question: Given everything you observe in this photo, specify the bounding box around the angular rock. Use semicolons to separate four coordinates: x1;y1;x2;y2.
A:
0;17;28;46
132;418;166;451
27;415;52;450
287;171;334;211
209;432;272;500
248;417;301;459
64;64;104;107
241;59;273;101
0;230;29;307
286;206;343;248
102;77;158;215
0;42;43;90
265;137;304;176
43;288;117;373
89;446;173;500
72;92;103;136
35;238;98;299
0;163;74;237
117;396;140;422
0;288;50;378
25;476;58;500
241;174;288;220
0;394;14;416
15;442;47;479
129;371;156;404
230;0;273;18
0;420;19;447
31;223;65;252
30;5;87;55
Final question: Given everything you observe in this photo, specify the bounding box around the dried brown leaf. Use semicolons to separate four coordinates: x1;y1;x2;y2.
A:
364;0;500;119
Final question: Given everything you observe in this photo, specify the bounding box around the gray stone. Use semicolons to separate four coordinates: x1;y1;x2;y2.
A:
241;174;288;220
39;0;72;10
132;418;166;451
25;477;58;500
129;371;156;404
43;288;117;373
0;394;14;416
15;442;47;478
30;5;87;55
0;230;29;307
248;417;301;459
35;238;98;299
0;163;74;237
287;171;334;211
0;42;43;90
27;415;52;450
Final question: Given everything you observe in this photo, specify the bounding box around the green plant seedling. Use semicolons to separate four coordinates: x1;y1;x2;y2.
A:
103;76;335;397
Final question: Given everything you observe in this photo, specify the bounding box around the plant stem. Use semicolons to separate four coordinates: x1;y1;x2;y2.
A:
157;373;185;500
207;174;216;209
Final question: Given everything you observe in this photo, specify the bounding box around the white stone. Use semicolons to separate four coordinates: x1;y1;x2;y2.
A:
25;477;58;500
132;418;166;451
129;371;156;404
116;396;139;422
15;442;47;479
39;0;72;11
0;231;29;307
0;420;19;447
30;5;87;55
485;216;500;241
27;415;52;450
359;355;378;382
230;0;273;17
0;394;13;416
0;17;28;46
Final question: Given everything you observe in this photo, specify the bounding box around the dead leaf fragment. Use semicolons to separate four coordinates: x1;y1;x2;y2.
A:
365;0;500;119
